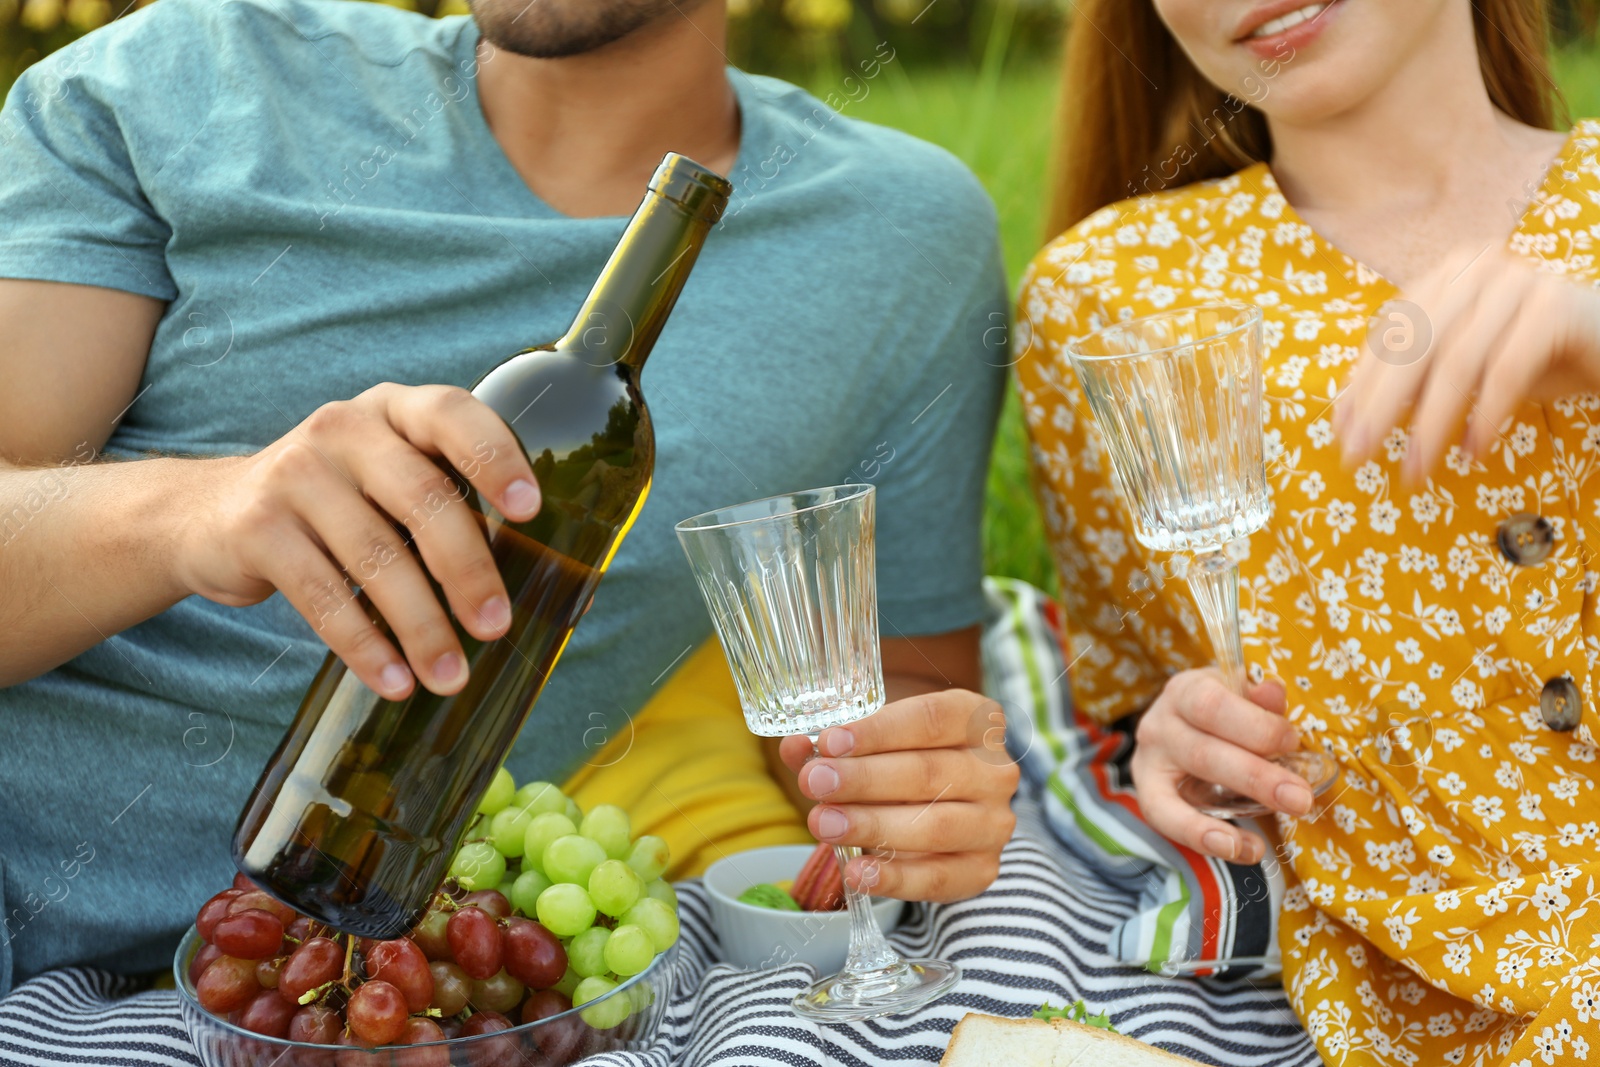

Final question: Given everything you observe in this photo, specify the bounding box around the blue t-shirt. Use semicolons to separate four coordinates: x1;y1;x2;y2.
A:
0;0;1006;991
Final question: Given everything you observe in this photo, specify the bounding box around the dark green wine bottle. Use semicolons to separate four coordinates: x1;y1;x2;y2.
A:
233;154;732;938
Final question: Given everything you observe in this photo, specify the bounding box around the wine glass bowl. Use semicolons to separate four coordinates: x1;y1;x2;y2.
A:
674;486;884;738
676;485;960;1022
1069;303;1272;552
1067;304;1338;819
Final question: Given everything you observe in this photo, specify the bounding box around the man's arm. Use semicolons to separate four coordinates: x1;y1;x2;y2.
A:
0;279;200;684
0;279;547;695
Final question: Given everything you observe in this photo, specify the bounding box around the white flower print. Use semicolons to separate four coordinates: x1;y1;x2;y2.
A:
1574;982;1600;1024
1447;546;1480;583
1266;555;1291;584
1532;881;1570;921
1147;219;1180;248
1496;950;1531;986
1384;427;1409;462
1451;678;1482;709
1519;791;1546;820
1276;354;1310;388
1327;499;1356;536
1411;493;1441;527
1383;908;1419;950
1471;795;1506;826
1262;427;1285;465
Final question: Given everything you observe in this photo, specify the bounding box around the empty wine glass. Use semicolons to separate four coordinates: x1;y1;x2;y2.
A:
675;484;960;1022
1066;303;1338;818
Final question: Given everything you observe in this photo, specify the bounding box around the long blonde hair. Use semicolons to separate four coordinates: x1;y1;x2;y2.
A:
1047;1;1565;237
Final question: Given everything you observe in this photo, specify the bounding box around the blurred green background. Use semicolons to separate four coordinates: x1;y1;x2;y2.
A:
7;0;1600;593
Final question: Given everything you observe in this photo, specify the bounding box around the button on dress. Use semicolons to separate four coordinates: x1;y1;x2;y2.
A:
1016;123;1600;1066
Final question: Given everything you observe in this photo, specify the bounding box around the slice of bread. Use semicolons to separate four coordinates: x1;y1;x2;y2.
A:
940;1013;1206;1066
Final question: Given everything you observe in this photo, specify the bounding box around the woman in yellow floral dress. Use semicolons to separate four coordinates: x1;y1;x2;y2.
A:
1019;1;1600;1064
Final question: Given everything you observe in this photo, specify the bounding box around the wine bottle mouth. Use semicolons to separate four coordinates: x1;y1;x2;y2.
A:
650;153;734;224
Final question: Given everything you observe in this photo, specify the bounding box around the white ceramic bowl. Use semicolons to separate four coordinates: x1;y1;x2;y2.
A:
703;844;904;972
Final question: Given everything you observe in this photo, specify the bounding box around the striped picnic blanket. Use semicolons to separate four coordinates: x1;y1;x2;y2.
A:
0;798;1318;1067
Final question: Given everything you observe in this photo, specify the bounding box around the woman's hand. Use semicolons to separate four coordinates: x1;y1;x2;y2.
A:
777;689;1020;902
1131;670;1308;864
1336;248;1600;480
174;383;540;700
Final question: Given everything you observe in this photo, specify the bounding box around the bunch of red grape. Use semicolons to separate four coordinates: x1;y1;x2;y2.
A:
187;775;678;1061
190;880;584;1061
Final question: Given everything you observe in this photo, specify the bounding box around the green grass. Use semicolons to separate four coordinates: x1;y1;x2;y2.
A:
1557;45;1600;115
820;59;1063;593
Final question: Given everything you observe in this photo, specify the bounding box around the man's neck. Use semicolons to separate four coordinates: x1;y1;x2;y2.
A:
475;5;739;219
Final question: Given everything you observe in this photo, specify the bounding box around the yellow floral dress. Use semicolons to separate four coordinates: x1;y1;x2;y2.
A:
1016;121;1600;1067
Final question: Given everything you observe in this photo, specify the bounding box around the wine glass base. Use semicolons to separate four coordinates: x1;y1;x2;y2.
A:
1179;750;1341;820
791;958;960;1023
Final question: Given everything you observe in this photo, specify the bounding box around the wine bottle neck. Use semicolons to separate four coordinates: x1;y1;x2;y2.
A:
555;164;728;372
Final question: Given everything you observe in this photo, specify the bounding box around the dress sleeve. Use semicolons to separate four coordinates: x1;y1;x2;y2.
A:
1012;222;1208;723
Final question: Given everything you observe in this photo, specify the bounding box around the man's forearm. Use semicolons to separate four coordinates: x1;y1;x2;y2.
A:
0;455;204;687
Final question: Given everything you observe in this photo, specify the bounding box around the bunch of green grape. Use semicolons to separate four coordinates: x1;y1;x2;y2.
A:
448;769;680;1030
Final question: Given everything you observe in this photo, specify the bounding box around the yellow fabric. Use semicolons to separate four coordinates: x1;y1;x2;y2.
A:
1016;122;1600;1066
559;640;814;881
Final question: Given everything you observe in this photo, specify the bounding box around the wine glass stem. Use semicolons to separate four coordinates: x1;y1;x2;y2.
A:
1187;550;1246;696
835;844;904;973
808;738;905;976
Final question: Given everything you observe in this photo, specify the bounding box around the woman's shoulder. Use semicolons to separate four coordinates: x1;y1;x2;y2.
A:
1019;165;1277;303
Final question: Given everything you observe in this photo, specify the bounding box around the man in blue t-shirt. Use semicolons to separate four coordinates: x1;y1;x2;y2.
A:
0;0;1015;991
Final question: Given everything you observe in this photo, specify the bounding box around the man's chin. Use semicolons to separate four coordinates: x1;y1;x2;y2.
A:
470;0;694;59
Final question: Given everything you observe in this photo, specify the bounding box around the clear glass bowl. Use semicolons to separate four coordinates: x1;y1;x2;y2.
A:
173;925;676;1066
